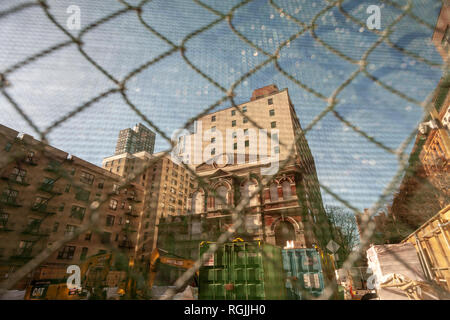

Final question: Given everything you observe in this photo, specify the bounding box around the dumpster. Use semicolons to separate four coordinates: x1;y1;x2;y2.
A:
199;241;286;300
282;248;325;299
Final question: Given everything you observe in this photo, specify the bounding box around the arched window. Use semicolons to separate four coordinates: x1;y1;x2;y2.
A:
215;186;228;209
192;191;204;214
282;181;292;199
241;181;258;206
275;221;295;247
269;183;278;201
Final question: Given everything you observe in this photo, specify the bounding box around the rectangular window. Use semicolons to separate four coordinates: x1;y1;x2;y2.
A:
243;117;248;124
245;140;249;147
10;168;26;183
85;232;92;241
98;179;105;189
75;188;90;202
231;110;236;116
101;232;111;244
80;247;88;260
211;137;216;143
52;222;59;232
211;148;215;155
232;132;237;138
65;225;77;236
65;184;71;193
57;246;75;260
1;188;18;205
244;128;248;135
18;241;34;256
211;115;216;122
106;215;115;226
4;142;12;152
33;197;48;210
242;106;247;113
0;213;9;228
232;120;236;127
211;126;216;132
109;199;118;210
70;205;86;221
274;146;280;154
269;109;275;116
271;121;277;128
80;171;94;185
268;98;273;105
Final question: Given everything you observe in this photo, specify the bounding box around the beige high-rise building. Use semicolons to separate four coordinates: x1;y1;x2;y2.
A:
102;151;195;258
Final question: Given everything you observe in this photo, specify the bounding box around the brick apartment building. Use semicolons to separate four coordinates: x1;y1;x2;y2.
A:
389;4;449;237
0;124;144;289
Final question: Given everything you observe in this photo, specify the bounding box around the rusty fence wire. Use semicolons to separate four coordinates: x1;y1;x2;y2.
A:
0;0;448;300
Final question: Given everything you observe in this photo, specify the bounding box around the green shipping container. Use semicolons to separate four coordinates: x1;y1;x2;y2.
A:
199;241;286;300
282;248;325;300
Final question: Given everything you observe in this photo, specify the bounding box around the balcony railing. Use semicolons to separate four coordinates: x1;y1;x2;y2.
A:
31;204;56;215
22;227;50;237
1;174;30;186
118;240;134;249
38;184;63;195
0;198;22;207
9;248;34;260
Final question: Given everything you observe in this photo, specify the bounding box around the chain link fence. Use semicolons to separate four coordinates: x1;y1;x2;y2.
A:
0;0;448;300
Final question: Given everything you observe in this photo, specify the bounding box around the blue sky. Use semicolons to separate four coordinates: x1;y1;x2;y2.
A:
0;0;445;211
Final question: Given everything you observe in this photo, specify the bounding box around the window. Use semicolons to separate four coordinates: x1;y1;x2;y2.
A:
65;225;77;236
4;142;12;152
10;168;26;183
101;232;111;244
211;126;216;132
85;232;92;241
58;203;65;212
70;168;75;176
274;146;280;154
106;215;115;226
271;121;277;128
41;177;55;192
242;106;247;113
232;120;236;127
211;115;216;122
75;188;90;202
215;186;228;209
211;137;216;143
282;181;292;199
268;98;273;105
269;109;275;116
33;196;48;210
1;188;18;204
243;117;248;124
57;246;75;260
269;184;279;201
231;110;236;116
232;132;237;138
52;222;59;232
70;205;86;221
80;247;88;260
211;148;215;155
109;199;118;210
244;128;248;135
145;221;150;229
245;140;249;147
26;218;41;233
65;184;71;193
98;179;105;189
0;212;9;228
18;241;34;256
271;132;278;141
26;151;35;164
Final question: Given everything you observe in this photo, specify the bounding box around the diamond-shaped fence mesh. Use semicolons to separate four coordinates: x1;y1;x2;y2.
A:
0;0;448;300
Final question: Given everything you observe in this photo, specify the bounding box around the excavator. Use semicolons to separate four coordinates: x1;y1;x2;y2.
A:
25;252;125;300
148;248;198;290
